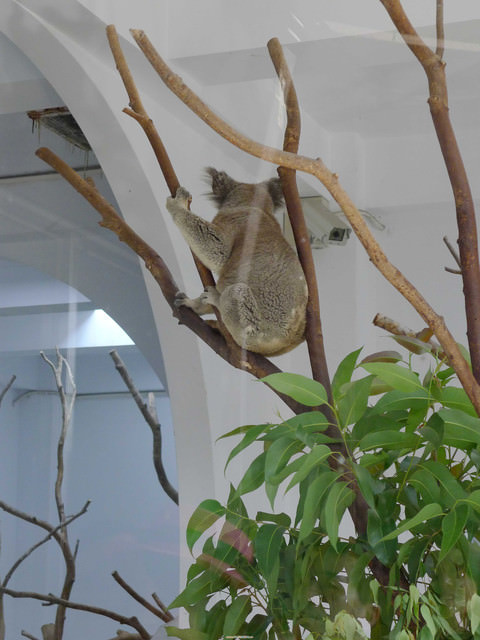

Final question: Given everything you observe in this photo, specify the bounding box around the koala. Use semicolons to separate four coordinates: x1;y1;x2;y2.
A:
166;168;308;356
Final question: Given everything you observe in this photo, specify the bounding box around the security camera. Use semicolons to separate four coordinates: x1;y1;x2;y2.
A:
301;195;351;249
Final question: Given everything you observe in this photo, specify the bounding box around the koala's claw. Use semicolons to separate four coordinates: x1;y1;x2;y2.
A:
174;292;188;308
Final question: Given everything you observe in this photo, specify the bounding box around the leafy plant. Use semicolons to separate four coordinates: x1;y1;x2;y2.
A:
167;347;480;639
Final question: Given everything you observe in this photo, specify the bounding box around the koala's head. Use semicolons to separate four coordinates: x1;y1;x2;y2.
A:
205;168;283;215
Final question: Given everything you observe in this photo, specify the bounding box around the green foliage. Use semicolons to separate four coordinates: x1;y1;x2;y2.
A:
168;348;480;639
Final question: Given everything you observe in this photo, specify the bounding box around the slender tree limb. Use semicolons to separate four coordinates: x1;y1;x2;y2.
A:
443;235;462;271
435;0;445;59
111;571;170;623
0;589;151;640
129;29;480;414
379;0;480;384
40;349;77;639
21;632;40;640
105;24;215;292
267;37;332;398
1;502;90;591
151;593;173;622
109;350;178;505
373;313;443;357
0;375;15;407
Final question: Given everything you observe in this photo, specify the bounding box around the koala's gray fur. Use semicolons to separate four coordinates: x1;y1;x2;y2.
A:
166;168;308;356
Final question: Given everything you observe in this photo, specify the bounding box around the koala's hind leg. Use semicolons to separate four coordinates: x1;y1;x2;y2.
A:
174;290;216;315
216;283;260;346
166;187;229;272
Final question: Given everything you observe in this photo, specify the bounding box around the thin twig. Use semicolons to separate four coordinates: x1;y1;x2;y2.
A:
129;28;480;414
112;571;170;622
373;313;443;357
151;593;174;622
0;588;151;640
435;0;445;59
40;349;77;638
0;375;15;407
109;350;178;504
21;632;40;640
1;502;90;590
443;235;461;268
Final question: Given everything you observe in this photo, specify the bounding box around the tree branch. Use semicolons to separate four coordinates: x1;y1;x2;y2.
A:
40;349;77;639
111;571;171;623
0;588;151;640
0;375;15;408
105;24;215;292
109;350;178;505
128;29;480;414
266;37;332;398
379;0;480;384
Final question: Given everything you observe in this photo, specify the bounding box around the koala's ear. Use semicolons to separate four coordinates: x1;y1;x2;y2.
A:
266;178;284;210
205;167;237;206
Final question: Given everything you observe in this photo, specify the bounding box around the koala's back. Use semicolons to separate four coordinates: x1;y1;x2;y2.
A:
214;206;308;355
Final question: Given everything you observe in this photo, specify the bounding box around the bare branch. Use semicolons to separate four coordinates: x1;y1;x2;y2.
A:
436;0;445;59
0;375;15;407
109;350;178;505
267;37;332;397
0;588;151;640
443;235;461;268
111;571;171;623
373;313;443;357
151;593;174;622
105;24;215;292
128;29;480;414
1;502;90;590
21;632;40;640
379;0;480;385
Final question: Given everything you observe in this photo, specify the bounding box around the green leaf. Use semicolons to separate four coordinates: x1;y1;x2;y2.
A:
223;423;269;471
439;503;469;562
186;500;225;552
222;594;252;637
459;489;480;514
262;372;328;407
254;523;285;593
367;509;398;566
264;436;303;484
373;389;431;414
434;386;477;417
337;375;373;427
360;362;423;392
298;471;340;543
381;503;443;541
285;444;331;491
468;593;480;634
234;451;266;497
358;430;421;452
255;511;291;527
437;408;480;448
324;482;355;549
409;469;441;505
421;460;467;507
332;348;363;400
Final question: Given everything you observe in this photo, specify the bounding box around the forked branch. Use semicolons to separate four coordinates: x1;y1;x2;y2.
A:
379;0;480;383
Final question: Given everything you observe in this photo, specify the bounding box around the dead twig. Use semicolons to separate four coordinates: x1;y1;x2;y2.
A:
40;349;77;639
373;313;443;357
151;593;173;622
128;28;480;414
112;571;171;623
0;375;15;407
0;588;151;640
443;235;462;274
435;0;445;59
109;350;178;505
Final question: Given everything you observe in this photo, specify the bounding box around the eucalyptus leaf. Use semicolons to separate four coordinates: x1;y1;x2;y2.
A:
337;375;373;427
186;499;225;552
255;523;285;594
381;503;443;541
234;451;266;498
358;430;421;452
298;471;341;543
324;482;355;549
262;372;328;406
285;444;332;491
332;347;363;400
439;503;469;563
360;362;423;392
222;594;252;637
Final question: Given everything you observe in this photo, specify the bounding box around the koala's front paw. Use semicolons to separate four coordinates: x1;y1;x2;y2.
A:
174;292;189;308
166;187;192;212
200;286;220;307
